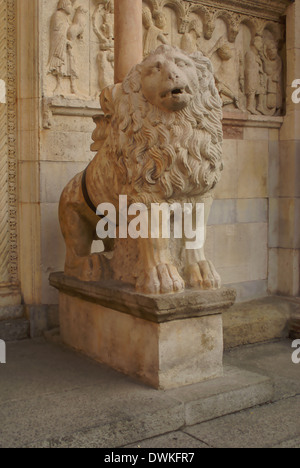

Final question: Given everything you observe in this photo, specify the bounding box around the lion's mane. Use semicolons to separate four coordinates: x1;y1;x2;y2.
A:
92;45;223;205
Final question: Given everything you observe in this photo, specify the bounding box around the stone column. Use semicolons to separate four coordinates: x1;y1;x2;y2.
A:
17;0;41;306
114;0;143;84
269;0;300;297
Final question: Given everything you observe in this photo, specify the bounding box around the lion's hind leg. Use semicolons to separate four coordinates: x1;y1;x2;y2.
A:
59;176;103;282
62;209;102;282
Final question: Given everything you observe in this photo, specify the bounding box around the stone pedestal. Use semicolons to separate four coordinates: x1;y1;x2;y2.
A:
50;272;236;390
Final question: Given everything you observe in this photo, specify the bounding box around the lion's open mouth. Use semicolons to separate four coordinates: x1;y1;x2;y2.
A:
171;88;183;96
161;88;184;99
160;86;192;100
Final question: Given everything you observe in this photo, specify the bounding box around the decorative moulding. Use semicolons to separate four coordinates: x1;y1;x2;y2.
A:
42;96;101;128
186;0;293;21
222;110;284;129
49;272;237;324
42;97;284;130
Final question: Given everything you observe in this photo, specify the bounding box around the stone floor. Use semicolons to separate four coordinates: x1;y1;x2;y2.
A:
0;337;299;448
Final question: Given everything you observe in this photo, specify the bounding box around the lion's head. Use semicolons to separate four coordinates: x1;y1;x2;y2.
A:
139;47;200;112
96;45;223;205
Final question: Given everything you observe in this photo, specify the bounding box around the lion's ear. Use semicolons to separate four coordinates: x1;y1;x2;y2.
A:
122;65;142;94
100;85;115;116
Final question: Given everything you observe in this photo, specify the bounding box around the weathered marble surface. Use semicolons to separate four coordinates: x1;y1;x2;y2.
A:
50;271;236;389
58;45;224;295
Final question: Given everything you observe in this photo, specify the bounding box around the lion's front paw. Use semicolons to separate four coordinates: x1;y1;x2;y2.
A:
136;264;185;295
185;260;221;290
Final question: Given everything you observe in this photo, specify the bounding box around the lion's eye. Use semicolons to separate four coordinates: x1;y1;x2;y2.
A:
176;60;191;68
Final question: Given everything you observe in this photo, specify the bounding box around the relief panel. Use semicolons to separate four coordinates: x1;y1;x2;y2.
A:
42;0;287;118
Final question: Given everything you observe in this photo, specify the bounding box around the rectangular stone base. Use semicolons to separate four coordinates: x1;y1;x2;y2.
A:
50;273;236;390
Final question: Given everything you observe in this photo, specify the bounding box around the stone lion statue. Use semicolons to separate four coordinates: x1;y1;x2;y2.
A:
59;45;223;295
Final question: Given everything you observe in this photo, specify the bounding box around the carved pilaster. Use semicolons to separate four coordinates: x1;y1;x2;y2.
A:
0;0;20;306
0;1;10;284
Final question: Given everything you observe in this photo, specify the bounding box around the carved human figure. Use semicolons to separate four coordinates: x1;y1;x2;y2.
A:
68;5;87;41
153;9;168;31
203;18;215;41
181;19;202;54
263;39;283;115
208;37;241;108
227;18;240;43
142;7;168;56
48;0;87;96
59;46;224;295
93;0;115;90
244;35;267;115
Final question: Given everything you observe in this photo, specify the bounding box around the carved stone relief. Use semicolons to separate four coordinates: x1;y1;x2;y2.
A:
0;0;19;298
138;0;285;115
142;5;169;55
92;0;114;92
43;0;286;117
47;0;88;97
208;37;242;109
263;38;283;116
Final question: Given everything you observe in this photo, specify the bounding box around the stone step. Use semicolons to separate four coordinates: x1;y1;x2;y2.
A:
1;338;274;448
287;298;300;339
223;296;297;349
290;317;300;339
167;366;273;427
0;305;24;322
27;366;273;448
